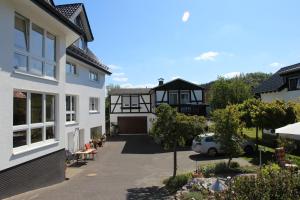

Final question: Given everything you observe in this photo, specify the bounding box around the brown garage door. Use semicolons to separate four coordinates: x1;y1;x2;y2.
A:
118;117;147;134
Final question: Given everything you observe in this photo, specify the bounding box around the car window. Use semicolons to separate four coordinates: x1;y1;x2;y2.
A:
205;136;214;142
195;135;202;142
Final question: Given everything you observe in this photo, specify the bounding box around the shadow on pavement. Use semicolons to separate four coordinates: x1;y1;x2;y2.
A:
108;134;191;154
189;153;228;161
127;186;171;200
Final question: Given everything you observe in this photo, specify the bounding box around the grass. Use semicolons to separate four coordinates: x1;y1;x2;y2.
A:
242;128;300;166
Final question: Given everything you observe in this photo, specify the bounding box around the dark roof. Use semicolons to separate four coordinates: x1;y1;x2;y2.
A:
254;63;300;94
55;3;94;41
109;88;151;95
30;0;84;36
152;78;204;91
55;3;82;19
67;45;111;75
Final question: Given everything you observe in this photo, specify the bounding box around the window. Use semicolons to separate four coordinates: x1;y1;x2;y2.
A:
122;96;130;107
169;92;178;105
180;91;190;104
13;90;56;148
14;13;56;79
91;126;102;140
89;97;99;112
66;95;77;123
66;62;77;75
205;136;215;142
89;71;98;81
131;96;139;107
289;77;300;91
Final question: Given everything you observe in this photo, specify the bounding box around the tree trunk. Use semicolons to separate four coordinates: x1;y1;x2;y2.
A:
228;156;232;168
173;141;177;178
255;126;259;152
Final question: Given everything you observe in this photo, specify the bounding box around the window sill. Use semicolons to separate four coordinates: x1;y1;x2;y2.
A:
65;122;79;126
12;140;59;156
14;70;58;83
89;111;100;114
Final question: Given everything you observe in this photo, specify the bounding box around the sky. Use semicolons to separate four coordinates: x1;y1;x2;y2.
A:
55;0;300;88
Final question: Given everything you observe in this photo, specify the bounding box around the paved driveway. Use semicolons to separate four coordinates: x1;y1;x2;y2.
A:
7;134;250;200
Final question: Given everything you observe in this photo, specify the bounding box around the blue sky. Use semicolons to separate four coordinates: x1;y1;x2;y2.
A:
55;0;300;87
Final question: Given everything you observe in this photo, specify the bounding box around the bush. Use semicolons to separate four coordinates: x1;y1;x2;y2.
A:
200;162;254;177
215;168;300;199
163;173;192;193
181;192;206;200
261;163;281;176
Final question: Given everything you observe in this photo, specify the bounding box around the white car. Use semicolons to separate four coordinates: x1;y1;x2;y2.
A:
191;133;254;157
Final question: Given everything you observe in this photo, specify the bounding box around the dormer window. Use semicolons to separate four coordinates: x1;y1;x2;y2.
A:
288;77;300;91
74;37;86;50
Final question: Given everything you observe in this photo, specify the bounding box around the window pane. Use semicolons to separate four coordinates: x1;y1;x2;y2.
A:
31;93;43;123
30;58;43;75
131;96;138;107
66;96;70;111
180;92;189;104
71;96;76;111
45;32;55;61
14;53;27;71
31;128;43;143
123;96;130;107
13;130;27;148
46;126;55;140
45;63;56;78
66;114;71;122
31;24;43;57
13;91;27;125
14;16;28;50
46;95;55;122
169;93;178;105
72;114;76;121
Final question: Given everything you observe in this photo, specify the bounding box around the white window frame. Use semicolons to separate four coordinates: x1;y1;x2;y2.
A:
12;90;57;151
169;91;178;105
66;62;77;75
89;70;99;82
180;91;190;105
14;13;57;80
89;97;99;113
66;95;77;124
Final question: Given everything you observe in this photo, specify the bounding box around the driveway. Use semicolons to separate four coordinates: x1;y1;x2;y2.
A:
7;134;251;200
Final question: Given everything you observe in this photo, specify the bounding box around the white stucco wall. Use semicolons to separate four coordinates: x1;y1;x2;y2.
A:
261;88;300;103
0;0;70;171
65;56;106;149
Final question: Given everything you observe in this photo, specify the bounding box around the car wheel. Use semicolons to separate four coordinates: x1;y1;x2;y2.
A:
244;146;254;155
207;148;217;157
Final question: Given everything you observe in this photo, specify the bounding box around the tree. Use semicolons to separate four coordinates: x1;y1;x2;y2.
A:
150;104;205;177
212;106;243;167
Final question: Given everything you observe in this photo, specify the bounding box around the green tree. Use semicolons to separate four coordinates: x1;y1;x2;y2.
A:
212;106;243;167
151;104;205;177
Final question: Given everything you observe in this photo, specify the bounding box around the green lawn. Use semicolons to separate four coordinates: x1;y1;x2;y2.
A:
242;128;300;166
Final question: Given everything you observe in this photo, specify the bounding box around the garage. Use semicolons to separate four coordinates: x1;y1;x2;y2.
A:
118;117;147;134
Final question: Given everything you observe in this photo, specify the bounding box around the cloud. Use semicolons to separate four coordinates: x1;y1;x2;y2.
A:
269;62;283;68
194;51;219;61
222;72;241;79
108;64;122;70
112;72;128;82
120;83;156;88
182;11;190;22
171;76;181;80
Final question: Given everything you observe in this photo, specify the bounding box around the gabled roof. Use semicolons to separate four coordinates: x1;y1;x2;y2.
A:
254;63;300;94
151;78;204;91
55;3;82;19
67;45;111;75
55;3;94;41
108;88;151;95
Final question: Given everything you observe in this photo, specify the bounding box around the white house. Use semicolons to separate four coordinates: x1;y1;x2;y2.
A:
109;78;207;134
254;63;300;102
0;0;111;198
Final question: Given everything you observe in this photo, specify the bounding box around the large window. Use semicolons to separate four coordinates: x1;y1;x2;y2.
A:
66;95;77;123
169;92;178;105
89;71;98;81
289;77;300;91
122;96;130;107
66;62;77;75
131;96;139;107
13;90;56;148
122;96;139;108
89;97;99;112
14;13;56;79
180;91;190;104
